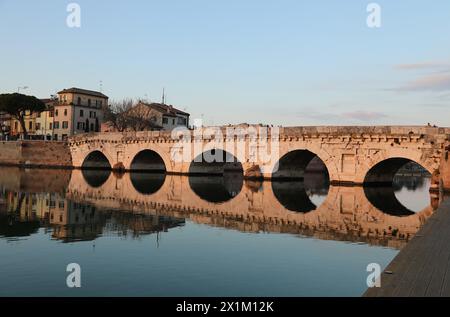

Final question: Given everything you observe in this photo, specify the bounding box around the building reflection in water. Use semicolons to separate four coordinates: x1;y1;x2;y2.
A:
0;166;441;249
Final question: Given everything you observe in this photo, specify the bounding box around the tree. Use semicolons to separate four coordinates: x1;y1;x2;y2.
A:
103;99;161;132
0;93;45;138
102;98;134;132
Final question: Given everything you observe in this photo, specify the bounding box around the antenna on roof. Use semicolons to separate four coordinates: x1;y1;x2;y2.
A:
99;80;103;93
162;88;166;104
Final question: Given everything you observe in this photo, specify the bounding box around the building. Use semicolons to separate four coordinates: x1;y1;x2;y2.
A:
147;102;190;130
54;88;108;140
102;101;190;132
8;110;38;137
35;99;57;140
0;112;11;139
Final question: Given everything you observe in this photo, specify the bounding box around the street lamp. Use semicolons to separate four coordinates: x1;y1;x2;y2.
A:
17;86;29;93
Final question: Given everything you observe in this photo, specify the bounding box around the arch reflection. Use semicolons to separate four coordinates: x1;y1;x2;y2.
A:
272;170;330;213
130;173;166;195
82;169;111;188
189;173;244;203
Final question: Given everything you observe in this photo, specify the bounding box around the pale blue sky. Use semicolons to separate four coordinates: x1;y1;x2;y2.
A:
1;0;449;126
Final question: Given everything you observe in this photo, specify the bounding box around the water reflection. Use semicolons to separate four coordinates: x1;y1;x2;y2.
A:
130;172;166;195
189;172;243;203
272;171;330;213
0;166;440;249
82;169;111;188
0;190;185;242
364;176;434;216
0;166;444;297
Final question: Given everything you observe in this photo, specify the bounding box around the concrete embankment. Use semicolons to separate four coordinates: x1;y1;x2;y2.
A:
0;141;72;169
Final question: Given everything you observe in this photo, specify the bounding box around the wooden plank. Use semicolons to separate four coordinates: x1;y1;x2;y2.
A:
364;198;450;297
365;216;437;297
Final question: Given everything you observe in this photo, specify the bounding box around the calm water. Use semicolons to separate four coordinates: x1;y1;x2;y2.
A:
0;167;437;297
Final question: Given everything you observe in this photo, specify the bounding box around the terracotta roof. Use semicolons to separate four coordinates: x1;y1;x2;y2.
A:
141;102;190;117
57;87;108;99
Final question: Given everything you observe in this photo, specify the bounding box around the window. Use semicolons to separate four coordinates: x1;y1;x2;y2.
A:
29;121;33;130
64;109;67;116
59;201;65;209
49;123;53;130
62;121;68;129
80;109;84;117
36;123;41;130
14;122;18;130
37;112;41;118
88;99;91;107
177;117;187;125
54;122;60;129
89;111;96;118
162;117;168;124
99;101;103;107
77;122;85;130
172;119;175;125
53;134;58;141
90;123;94;131
49;111;54;118
77;97;81;105
55;109;58;116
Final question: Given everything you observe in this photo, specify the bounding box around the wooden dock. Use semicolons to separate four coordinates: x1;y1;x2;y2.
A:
364;197;450;297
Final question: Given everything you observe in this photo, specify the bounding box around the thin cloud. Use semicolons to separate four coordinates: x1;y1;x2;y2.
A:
394;61;450;70
392;60;450;92
342;111;387;121
396;73;450;92
296;110;341;121
296;109;388;122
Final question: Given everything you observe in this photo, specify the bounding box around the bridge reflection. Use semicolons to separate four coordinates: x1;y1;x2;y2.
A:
0;167;440;248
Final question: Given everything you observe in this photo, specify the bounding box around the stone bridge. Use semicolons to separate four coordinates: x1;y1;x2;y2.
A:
68;126;450;189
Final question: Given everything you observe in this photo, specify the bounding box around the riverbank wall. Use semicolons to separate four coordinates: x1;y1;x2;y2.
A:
0;141;72;168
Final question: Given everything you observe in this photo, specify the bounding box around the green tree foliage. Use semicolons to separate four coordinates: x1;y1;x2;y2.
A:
0;93;45;137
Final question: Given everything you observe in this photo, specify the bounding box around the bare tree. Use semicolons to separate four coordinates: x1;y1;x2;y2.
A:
126;102;160;131
103;99;134;132
103;99;161;132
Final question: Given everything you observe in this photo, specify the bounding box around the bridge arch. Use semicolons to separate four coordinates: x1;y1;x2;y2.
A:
130;149;167;172
82;151;112;169
188;149;244;203
364;157;432;185
189;149;244;175
272;149;330;180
